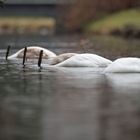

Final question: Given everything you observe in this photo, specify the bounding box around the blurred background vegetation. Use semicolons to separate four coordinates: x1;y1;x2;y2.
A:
0;0;139;37
0;0;140;57
64;0;140;37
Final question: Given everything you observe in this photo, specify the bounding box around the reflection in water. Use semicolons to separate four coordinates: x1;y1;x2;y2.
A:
105;74;140;93
42;68;104;140
0;68;44;140
99;74;140;140
0;56;140;140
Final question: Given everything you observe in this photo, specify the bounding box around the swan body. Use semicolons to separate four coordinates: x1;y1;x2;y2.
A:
104;57;140;73
7;47;112;67
8;46;56;59
46;53;77;65
54;53;112;67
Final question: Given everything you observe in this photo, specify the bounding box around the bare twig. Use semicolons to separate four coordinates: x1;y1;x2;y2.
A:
23;47;27;67
5;45;11;60
38;50;43;68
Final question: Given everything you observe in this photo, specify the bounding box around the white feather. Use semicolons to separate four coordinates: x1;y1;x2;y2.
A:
55;53;112;67
104;57;140;73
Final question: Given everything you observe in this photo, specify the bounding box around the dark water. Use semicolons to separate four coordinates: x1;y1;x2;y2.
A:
0;37;140;140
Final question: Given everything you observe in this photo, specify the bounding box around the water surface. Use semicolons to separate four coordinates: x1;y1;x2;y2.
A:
0;46;140;140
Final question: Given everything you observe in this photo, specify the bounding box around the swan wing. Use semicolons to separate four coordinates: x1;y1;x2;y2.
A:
104;57;140;73
55;53;112;67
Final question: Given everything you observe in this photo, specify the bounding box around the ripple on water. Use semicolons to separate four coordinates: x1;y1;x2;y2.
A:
1;49;140;140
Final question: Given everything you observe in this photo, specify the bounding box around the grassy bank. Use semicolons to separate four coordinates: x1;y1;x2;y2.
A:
87;35;140;59
0;16;55;27
0;16;56;34
86;8;140;34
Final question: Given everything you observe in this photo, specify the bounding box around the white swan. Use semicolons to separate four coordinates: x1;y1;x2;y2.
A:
104;57;140;73
8;46;56;59
7;46;112;67
53;53;112;67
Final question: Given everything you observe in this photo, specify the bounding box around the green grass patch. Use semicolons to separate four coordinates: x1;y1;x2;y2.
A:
0;16;56;28
86;8;140;34
88;35;140;59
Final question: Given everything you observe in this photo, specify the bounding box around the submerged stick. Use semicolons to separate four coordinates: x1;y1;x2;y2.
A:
23;47;27;67
5;45;11;60
38;50;43;68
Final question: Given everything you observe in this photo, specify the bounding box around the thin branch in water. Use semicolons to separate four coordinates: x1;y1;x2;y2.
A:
23;47;27;68
5;45;11;60
38;50;43;69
